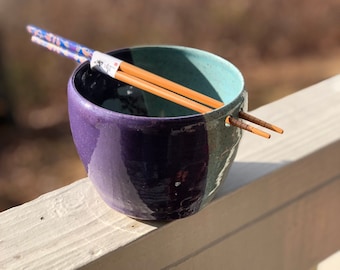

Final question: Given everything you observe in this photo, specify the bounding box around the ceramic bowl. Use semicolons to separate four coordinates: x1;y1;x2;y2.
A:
68;46;246;220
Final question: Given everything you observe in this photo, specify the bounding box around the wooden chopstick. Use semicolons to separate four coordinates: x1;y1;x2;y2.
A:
226;116;271;139
115;71;213;114
119;61;224;109
239;111;284;134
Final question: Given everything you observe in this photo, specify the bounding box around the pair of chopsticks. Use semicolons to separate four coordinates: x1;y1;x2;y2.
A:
26;25;283;138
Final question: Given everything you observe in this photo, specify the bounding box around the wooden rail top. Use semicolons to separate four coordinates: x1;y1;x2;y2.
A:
1;75;340;270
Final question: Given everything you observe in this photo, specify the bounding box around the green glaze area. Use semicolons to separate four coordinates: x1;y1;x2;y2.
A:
202;96;244;206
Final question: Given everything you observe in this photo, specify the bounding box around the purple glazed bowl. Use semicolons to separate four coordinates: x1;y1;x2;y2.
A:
68;46;246;220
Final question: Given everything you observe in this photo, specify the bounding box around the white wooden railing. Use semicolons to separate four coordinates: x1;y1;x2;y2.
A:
1;75;340;270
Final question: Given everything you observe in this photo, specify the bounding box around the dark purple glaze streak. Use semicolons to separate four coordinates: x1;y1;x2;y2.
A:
119;120;209;219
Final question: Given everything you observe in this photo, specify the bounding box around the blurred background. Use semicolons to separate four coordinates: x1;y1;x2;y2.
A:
0;0;339;211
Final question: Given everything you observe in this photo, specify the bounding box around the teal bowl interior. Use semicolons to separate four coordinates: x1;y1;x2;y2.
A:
102;46;245;117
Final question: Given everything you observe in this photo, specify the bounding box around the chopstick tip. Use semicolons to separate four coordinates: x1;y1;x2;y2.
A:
273;127;284;134
226;116;271;139
239;111;284;135
26;24;34;33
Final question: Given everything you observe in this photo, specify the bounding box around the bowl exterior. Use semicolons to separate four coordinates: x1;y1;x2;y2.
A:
68;46;246;220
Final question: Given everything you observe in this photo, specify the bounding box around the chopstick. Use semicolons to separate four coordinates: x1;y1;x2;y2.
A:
239;111;284;134
27;25;283;138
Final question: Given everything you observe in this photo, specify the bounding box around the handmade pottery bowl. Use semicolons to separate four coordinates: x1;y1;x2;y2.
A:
68;46;247;220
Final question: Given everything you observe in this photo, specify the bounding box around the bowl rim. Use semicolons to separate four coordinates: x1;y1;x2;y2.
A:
68;45;245;123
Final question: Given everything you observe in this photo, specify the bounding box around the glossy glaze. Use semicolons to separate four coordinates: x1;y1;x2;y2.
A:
68;46;246;220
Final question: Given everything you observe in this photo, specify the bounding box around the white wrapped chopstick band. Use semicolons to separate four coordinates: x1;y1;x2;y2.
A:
90;51;123;78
